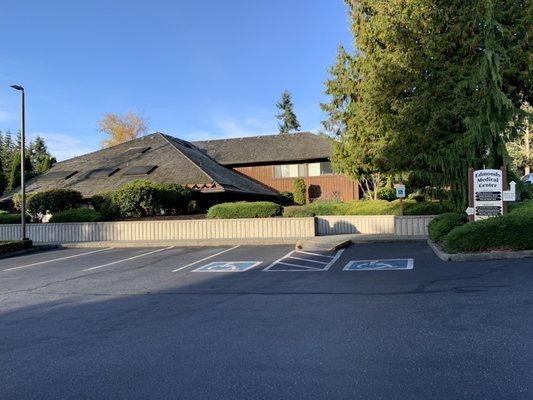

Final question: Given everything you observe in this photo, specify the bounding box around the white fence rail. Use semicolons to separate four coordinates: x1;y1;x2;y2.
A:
315;215;434;236
0;218;316;244
0;215;434;244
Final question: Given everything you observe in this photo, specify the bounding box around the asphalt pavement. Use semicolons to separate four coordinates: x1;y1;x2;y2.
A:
0;241;531;399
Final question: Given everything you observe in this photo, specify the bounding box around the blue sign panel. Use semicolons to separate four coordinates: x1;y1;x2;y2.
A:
193;261;261;272
344;259;413;271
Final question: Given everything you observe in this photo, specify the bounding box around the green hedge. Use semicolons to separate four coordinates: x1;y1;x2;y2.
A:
207;201;282;219
0;213;29;224
0;240;32;255
90;180;193;219
293;179;306;205
26;189;83;215
428;213;467;243
281;200;451;217
49;208;102;223
278;191;294;206
377;187;396;201
442;200;533;253
282;205;315;217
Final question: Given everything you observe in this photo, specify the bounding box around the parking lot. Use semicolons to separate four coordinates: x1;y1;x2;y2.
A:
1;242;532;399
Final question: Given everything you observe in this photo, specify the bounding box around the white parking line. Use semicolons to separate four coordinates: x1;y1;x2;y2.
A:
171;245;240;272
288;256;328;264
2;248;114;272
263;249;345;271
82;246;174;272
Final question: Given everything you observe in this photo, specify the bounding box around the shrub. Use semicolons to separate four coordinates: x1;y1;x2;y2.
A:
293;179;306;205
153;183;193;215
443;213;533;253
281;199;452;217
377;187;396;202
207;201;282;219
404;201;453;215
0;213;30;224
508;199;533;215
282;205;316;217
112;180;160;218
49;208;102;223
0;240;32;255
12;192;35;212
278;191;294;206
428;213;467;243
26;189;82;216
90;191;118;220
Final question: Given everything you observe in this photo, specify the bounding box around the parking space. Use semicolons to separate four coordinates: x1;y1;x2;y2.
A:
0;241;531;399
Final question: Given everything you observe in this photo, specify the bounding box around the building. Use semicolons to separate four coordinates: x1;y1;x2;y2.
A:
193;132;359;201
0;131;359;206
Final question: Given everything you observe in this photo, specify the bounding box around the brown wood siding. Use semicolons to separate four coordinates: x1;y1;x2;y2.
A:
233;164;359;201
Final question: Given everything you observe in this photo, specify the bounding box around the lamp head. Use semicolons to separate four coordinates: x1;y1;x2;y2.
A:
10;85;24;91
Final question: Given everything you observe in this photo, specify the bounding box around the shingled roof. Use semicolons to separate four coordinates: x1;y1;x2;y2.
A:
193;131;333;166
1;133;276;200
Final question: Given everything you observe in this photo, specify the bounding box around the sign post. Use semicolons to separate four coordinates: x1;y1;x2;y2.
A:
395;183;406;216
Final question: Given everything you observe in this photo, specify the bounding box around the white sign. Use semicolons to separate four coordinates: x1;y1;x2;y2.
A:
473;169;503;221
502;181;516;202
395;184;406;198
465;207;475;216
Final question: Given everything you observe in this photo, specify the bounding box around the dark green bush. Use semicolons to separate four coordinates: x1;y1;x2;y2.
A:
49;208;102;223
207;201;282;219
508;199;533;215
0;213;30;224
0;240;32;255
377;187;396;202
293;179;306;205
90;191;118;220
153;183;193;215
404;201;453;215
26;189;82;215
111;180;160;218
282;205;316;217
428;213;467;243
443;213;533;253
278;191;294;206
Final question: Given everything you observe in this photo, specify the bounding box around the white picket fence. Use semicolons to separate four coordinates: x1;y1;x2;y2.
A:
0;216;434;244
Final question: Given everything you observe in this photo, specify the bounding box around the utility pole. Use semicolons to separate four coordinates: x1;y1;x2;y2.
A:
10;85;27;241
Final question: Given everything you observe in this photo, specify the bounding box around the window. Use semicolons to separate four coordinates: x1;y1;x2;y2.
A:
274;164;305;178
308;162;334;176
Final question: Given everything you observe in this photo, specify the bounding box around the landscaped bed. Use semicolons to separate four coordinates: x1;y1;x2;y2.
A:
428;200;533;253
0;240;33;256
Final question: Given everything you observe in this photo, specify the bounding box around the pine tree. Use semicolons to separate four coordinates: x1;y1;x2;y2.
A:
8;151;33;191
28;135;55;174
275;91;301;134
0;157;6;195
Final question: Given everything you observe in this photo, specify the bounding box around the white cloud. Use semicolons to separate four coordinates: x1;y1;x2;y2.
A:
214;116;276;139
29;132;97;161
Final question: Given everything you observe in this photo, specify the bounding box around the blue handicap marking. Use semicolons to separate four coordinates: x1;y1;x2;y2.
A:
193;261;261;272
343;258;413;271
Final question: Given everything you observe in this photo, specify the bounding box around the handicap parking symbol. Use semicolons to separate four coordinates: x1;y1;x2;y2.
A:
343;258;413;271
193;261;261;272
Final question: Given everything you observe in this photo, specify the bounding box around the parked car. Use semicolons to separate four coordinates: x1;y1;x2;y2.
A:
522;173;533;184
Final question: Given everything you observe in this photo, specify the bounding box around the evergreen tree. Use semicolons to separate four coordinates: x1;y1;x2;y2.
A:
323;0;529;208
28;135;55;173
276;91;301;134
8;151;33;191
0;157;6;195
0;131;16;174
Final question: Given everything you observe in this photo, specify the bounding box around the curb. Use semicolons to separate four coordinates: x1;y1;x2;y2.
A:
427;239;533;262
56;238;303;248
0;245;60;260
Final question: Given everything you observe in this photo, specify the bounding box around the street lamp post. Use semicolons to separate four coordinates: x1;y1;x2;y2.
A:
10;84;27;241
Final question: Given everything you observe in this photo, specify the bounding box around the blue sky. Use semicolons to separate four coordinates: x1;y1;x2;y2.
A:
0;0;351;160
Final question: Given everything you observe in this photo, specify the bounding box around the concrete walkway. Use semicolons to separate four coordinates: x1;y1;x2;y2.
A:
299;234;427;252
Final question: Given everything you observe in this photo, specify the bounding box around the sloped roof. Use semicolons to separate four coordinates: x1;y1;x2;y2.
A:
1;133;276;200
193;132;333;166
